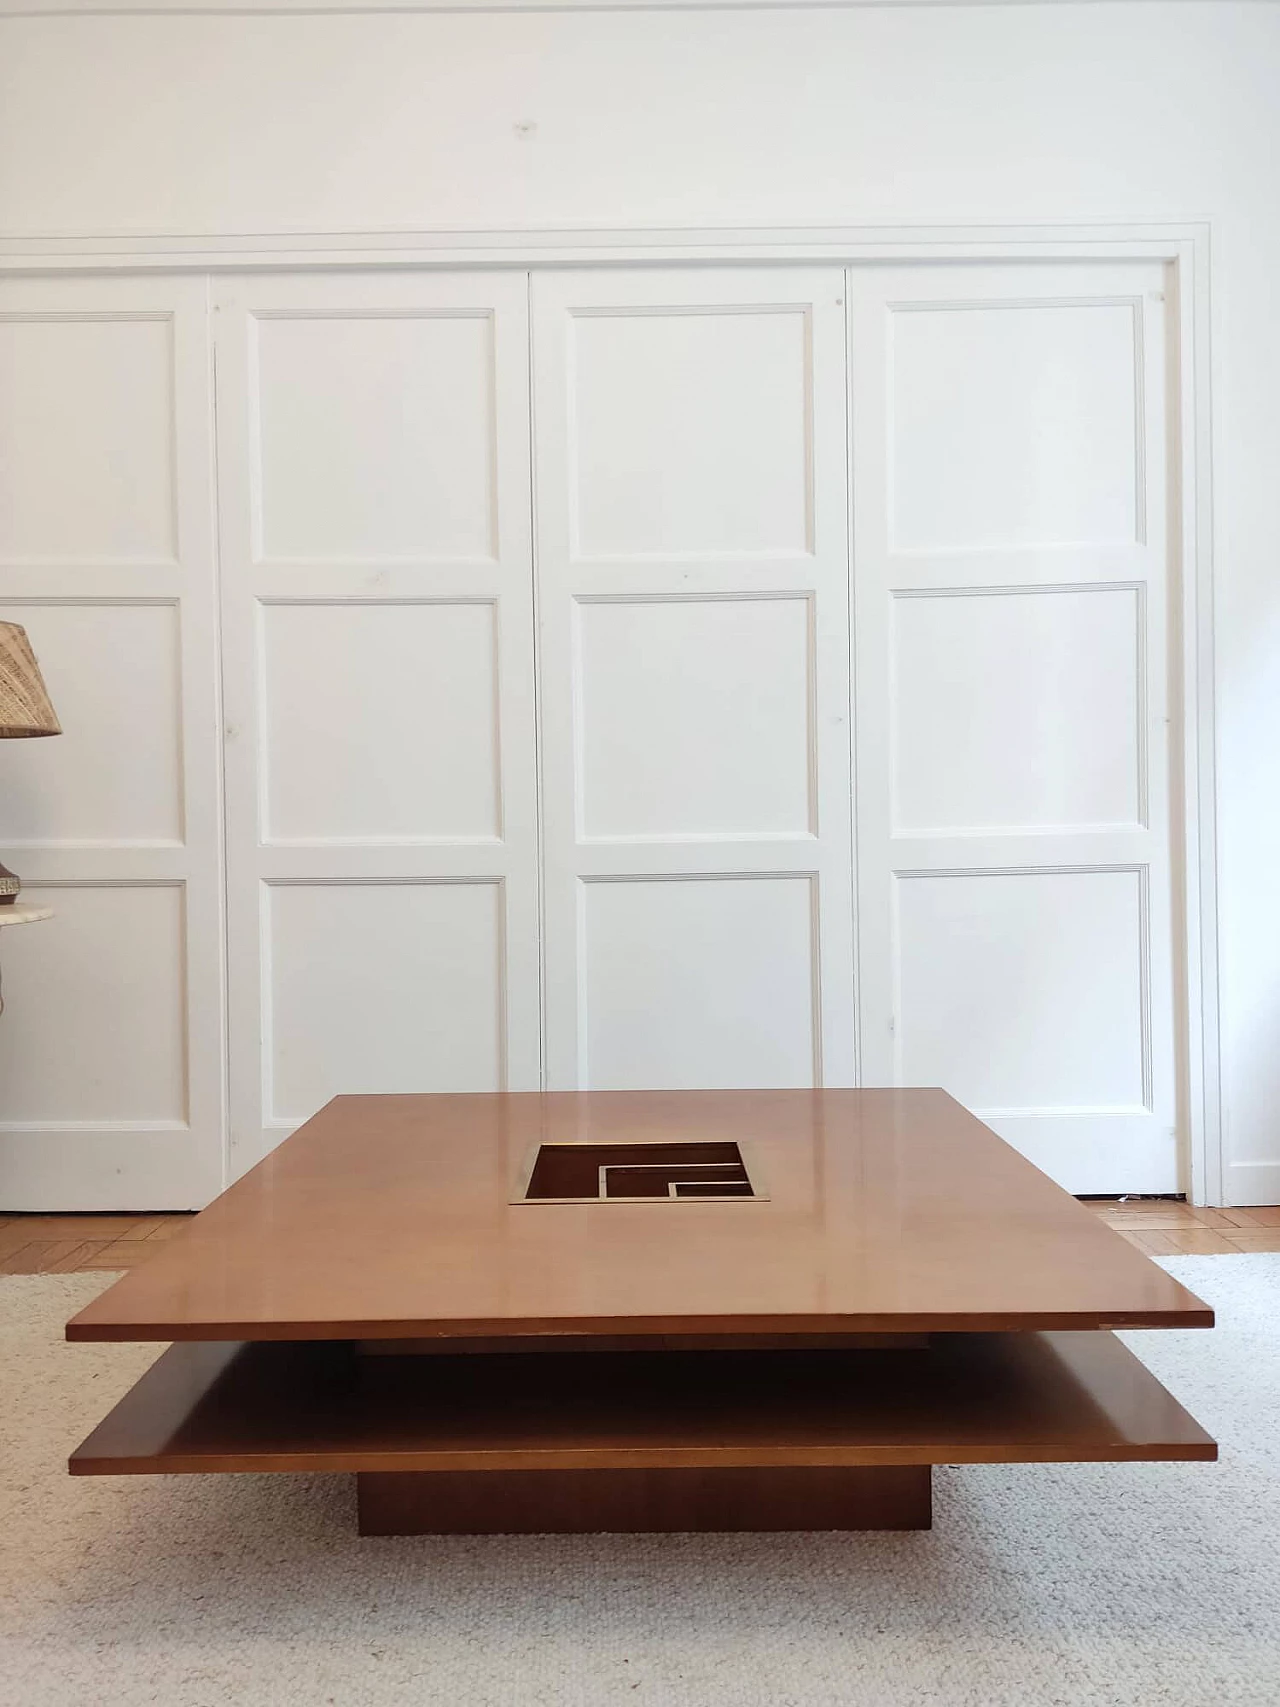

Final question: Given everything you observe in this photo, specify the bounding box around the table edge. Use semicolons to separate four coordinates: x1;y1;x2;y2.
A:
66;1304;1215;1342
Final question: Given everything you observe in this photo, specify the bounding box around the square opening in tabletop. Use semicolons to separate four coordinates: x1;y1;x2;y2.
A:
522;1141;758;1202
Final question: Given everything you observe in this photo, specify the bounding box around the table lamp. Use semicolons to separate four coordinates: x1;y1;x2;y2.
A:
0;622;61;905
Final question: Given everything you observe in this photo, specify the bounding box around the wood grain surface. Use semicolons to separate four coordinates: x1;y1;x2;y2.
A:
69;1329;1216;1477
66;1091;1213;1342
355;1465;935;1534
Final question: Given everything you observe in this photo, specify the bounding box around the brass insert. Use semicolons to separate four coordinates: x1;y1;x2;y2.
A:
522;1141;758;1203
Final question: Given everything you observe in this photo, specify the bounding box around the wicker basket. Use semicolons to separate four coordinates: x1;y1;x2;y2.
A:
0;623;60;739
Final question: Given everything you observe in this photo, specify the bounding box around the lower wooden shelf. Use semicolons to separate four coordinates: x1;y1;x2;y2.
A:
70;1331;1214;1478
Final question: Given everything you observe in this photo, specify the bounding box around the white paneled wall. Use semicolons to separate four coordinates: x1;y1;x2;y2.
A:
0;259;1180;1202
0;276;224;1207
850;264;1177;1192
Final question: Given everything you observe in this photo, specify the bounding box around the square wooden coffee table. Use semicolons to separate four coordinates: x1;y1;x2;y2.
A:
68;1090;1215;1533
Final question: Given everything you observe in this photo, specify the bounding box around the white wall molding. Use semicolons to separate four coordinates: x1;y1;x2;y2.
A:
1;0;1244;16
0;223;1211;271
1227;1160;1280;1207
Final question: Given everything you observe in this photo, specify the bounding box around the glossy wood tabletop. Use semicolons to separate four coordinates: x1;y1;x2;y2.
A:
67;1090;1212;1342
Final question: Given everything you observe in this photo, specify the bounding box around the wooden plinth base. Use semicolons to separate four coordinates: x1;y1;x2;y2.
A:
356;1464;933;1535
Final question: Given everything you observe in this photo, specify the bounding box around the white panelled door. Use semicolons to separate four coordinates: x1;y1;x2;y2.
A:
214;272;541;1175
0;258;1191;1208
532;269;857;1090
0;275;224;1208
848;262;1178;1192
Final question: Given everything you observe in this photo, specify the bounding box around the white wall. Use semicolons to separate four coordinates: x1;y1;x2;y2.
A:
1;0;1278;1200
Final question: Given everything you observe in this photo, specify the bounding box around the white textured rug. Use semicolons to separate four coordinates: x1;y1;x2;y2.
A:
1;1257;1278;1707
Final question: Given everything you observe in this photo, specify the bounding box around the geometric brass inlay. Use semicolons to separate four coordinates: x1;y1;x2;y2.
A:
522;1141;758;1203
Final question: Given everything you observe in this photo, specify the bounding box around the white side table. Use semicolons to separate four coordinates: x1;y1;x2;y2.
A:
0;905;52;1016
0;907;53;929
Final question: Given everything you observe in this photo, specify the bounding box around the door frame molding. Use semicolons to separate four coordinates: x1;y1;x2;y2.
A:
0;221;1222;1202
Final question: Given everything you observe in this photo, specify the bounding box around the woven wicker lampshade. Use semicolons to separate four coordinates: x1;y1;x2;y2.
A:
1;622;61;905
0;623;60;739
